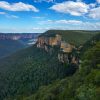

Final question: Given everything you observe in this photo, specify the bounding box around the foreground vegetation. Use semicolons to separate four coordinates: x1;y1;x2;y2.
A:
0;30;99;100
24;42;100;100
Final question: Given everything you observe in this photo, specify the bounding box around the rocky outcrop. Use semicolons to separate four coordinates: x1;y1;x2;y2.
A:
36;36;46;48
58;52;69;63
36;34;61;48
58;41;77;64
60;41;74;53
71;56;79;64
58;52;79;65
36;34;79;65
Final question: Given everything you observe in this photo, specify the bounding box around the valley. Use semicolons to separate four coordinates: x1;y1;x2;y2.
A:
0;33;40;58
0;0;100;99
0;30;99;100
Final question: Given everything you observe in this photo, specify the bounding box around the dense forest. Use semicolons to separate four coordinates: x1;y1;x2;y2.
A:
24;42;100;100
0;30;99;100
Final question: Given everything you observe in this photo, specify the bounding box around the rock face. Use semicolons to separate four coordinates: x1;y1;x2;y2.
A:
36;34;79;65
60;41;73;53
36;36;46;48
36;34;61;48
58;52;69;63
58;52;79;65
71;56;79;64
58;42;79;64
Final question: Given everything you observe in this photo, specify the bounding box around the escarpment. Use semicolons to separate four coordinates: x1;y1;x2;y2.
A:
36;34;80;65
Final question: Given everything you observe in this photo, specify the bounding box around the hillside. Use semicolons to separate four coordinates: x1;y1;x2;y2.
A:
0;40;25;58
0;30;99;100
24;42;100;100
0;44;69;100
42;30;97;46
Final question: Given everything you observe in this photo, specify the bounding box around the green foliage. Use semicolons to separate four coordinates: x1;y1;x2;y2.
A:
76;84;96;100
0;45;69;100
80;33;100;55
0;30;99;100
23;42;100;100
83;41;100;67
43;30;97;46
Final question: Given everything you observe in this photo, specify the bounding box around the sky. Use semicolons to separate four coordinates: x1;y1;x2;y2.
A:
0;0;100;33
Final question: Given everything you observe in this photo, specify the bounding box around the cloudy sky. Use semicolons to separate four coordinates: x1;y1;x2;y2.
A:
0;0;100;33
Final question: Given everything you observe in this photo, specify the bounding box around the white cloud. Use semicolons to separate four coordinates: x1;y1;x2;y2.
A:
6;15;19;18
1;20;100;33
0;12;6;14
88;7;100;19
89;3;96;8
0;1;39;12
97;0;100;3
32;27;50;30
39;19;83;25
38;19;100;30
49;1;89;16
49;1;100;19
11;15;19;18
55;20;82;24
0;11;19;18
34;0;55;3
76;0;82;2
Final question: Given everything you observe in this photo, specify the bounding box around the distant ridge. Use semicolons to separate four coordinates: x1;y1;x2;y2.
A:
41;30;98;46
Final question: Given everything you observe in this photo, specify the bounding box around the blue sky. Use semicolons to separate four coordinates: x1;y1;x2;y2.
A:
0;0;100;33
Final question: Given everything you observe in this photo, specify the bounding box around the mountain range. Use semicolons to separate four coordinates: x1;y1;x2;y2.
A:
0;30;99;100
0;33;41;58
